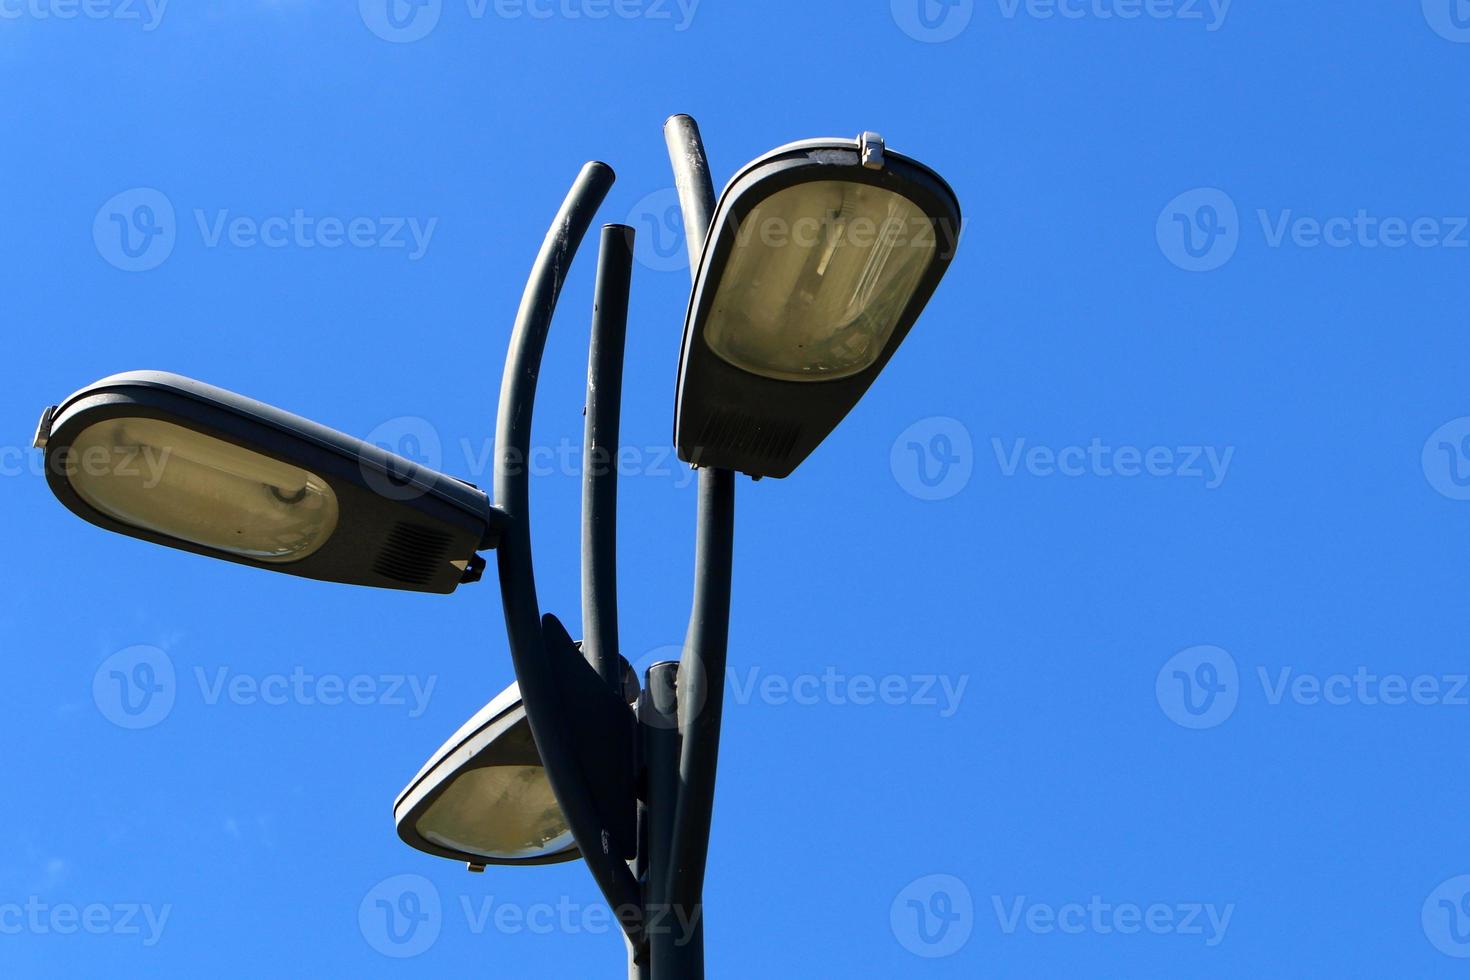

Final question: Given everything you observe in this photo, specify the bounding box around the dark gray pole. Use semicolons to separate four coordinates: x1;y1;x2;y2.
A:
627;787;651;980
660;114;737;961
583;224;634;689
667;466;733;911
664;114;718;257
641;662;689;980
493;162;644;946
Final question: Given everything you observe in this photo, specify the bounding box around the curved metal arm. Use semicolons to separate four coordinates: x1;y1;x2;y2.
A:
662;115;737;914
493;161;643;938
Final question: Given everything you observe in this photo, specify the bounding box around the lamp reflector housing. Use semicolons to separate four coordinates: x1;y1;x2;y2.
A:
395;683;580;867
38;371;501;594
674;135;961;479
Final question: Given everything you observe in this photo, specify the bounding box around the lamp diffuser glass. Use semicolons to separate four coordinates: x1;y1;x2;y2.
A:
415;765;574;861
67;417;339;563
702;180;938;382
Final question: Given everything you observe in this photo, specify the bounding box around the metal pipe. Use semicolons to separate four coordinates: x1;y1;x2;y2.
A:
661;114;738;918
626;793;651;980
583;224;634;690
643;662;703;980
493;161;643;941
663;114;717;265
666;466;733;911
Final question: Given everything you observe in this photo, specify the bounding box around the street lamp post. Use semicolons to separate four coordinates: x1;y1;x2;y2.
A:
35;114;960;978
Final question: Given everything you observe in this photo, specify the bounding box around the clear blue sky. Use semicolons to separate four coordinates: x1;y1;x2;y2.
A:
5;2;1470;976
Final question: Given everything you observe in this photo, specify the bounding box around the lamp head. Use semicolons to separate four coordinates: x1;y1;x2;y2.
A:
394;682;579;868
37;371;501;594
674;132;962;478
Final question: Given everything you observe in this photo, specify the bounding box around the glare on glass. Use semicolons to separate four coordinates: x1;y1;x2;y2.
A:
415;765;574;861
703;180;938;381
66;417;339;563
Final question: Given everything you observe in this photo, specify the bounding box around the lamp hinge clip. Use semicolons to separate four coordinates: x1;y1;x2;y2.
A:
859;131;886;170
33;405;56;450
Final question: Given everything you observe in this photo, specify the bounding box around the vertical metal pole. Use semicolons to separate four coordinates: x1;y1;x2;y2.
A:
642;662;703;980
660;114;735;970
583;224;635;689
666;467;732;910
626;794;651;980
